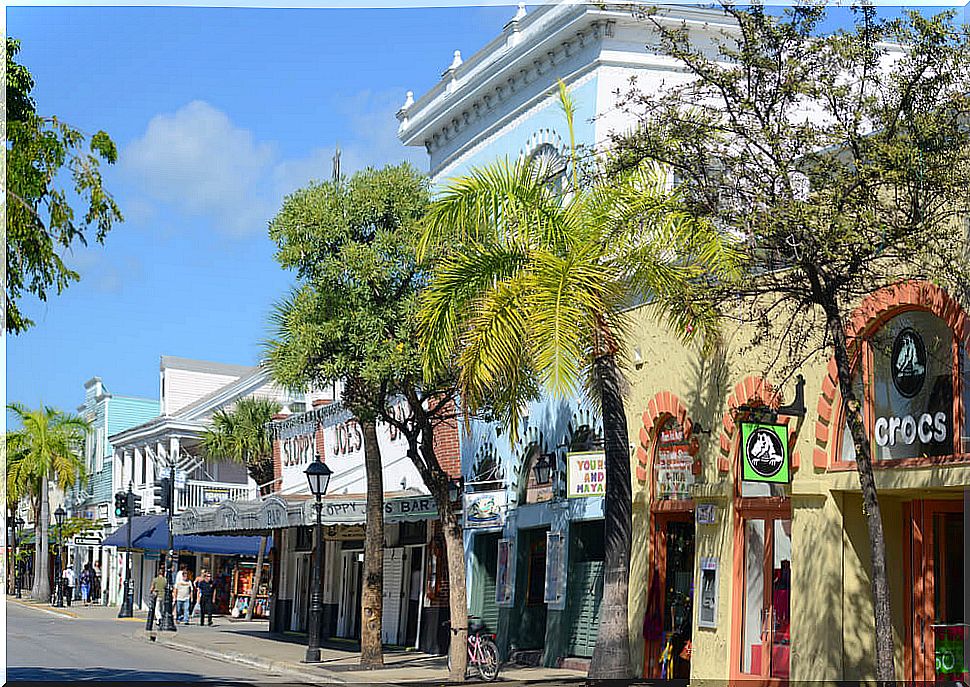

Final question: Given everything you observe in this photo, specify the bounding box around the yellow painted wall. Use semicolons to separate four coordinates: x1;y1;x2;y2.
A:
621;298;969;681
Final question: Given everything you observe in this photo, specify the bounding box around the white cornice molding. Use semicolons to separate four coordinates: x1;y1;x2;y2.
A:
398;3;737;159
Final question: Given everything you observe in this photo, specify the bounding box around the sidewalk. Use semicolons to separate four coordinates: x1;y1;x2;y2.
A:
8;596;587;683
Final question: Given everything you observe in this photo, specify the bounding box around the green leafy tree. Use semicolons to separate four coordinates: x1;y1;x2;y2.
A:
201;397;282;491
6;403;88;602
5;37;123;334
611;5;970;681
418;88;740;679
269;165;467;679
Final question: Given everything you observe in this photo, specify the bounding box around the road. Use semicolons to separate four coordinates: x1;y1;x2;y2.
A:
6;601;307;683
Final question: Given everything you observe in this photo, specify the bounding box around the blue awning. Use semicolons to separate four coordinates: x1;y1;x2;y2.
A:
103;514;270;556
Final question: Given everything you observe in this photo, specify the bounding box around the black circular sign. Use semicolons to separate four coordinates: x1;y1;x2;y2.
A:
890;327;926;398
745;427;785;478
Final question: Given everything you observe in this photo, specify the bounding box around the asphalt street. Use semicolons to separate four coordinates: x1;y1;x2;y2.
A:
6;601;308;684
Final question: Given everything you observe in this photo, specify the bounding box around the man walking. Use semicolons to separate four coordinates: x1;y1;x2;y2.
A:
61;563;75;607
174;570;193;624
194;570;215;626
149;567;168;627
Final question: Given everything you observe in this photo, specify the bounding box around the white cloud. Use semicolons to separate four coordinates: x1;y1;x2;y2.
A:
122;94;426;238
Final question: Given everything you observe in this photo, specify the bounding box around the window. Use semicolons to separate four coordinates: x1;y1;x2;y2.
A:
527;142;567;193
95;428;105;473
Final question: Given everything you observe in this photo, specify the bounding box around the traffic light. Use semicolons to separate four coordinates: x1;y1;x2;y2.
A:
155;477;172;512
114;491;128;518
129;492;142;517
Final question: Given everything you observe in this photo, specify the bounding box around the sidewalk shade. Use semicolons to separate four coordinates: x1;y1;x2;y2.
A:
103;514;270;555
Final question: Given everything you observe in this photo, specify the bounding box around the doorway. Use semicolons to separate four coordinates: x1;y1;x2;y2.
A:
645;512;696;678
906;499;967;682
337;550;363;639
733;507;792;684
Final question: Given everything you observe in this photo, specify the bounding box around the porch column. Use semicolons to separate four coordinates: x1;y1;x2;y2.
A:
133;446;143;486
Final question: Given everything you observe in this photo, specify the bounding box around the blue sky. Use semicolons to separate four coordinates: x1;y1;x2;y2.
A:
6;2;967;419
6;4;514;414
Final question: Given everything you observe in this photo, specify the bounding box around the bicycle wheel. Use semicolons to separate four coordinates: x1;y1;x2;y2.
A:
477;637;500;681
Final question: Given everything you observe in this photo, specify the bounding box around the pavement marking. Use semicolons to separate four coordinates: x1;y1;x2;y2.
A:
7;599;78;619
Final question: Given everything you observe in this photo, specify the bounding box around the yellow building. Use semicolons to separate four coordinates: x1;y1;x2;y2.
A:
625;280;968;682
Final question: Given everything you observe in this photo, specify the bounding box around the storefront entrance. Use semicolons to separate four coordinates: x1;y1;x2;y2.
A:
733;503;792;685
905;499;967;682
644;511;696;678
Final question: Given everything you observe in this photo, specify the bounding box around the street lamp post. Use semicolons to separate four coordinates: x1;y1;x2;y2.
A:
118;485;135;618
53;507;66;607
303;458;333;664
14;517;24;598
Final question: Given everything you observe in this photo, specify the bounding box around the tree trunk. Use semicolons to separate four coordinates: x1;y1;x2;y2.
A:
245;535;267;621
588;352;633;679
826;304;896;685
360;418;385;668
439;485;468;682
33;475;51;602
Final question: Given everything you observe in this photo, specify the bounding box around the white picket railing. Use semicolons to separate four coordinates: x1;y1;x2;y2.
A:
179;480;256;511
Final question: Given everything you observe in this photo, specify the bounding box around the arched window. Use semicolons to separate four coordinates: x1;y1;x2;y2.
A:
836;308;964;464
527;142;567;193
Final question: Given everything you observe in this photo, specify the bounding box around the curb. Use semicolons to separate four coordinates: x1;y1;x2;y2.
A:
135;631;347;683
7;598;79;619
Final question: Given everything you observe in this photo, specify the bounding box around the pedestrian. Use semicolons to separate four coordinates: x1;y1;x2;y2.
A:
61;563;75;607
92;562;102;605
194;569;215;626
79;563;94;605
150;567;168;624
174;570;193;624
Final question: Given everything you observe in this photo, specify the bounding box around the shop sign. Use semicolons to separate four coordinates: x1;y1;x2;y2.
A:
203;486;232;506
870;313;954;460
463;491;506;529
543;531;566;609
654;418;695;500
324;524;366;541
310;495;438;525
740;422;791;483
696;504;717;525
73;536;102;546
496;538;514;606
566;451;606;498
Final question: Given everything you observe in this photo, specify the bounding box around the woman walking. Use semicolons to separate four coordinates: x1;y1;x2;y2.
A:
79;564;94;606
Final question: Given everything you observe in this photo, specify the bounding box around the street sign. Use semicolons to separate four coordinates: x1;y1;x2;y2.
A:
175;469;187;490
73;536;102;546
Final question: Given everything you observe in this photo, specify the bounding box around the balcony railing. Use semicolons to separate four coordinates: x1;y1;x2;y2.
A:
179;480;256;510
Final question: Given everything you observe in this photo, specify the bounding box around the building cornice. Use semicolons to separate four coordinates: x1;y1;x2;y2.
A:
397;3;737;161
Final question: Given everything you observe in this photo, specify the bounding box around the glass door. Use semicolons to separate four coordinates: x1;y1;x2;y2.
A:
910;500;967;682
739;515;792;683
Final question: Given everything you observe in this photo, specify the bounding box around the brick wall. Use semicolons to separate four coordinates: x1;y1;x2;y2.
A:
431;399;461;479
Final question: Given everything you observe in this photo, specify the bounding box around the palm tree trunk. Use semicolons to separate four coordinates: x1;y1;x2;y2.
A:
34;475;51;602
245;535;267;621
825;303;896;684
360;418;384;668
588;352;632;679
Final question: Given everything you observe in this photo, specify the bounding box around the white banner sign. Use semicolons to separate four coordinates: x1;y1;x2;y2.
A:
566;451;606;498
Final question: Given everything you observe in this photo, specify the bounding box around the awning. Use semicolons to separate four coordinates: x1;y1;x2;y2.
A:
174;492;439;536
103;514;270;556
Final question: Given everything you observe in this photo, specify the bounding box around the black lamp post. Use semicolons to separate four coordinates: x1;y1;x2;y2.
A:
13;516;24;598
304;457;332;663
533;453;554;486
53;507;66;607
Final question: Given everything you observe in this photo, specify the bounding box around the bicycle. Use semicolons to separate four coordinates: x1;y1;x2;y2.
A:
444;615;501;681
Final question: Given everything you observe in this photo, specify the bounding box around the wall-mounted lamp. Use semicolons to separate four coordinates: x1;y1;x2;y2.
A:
633;347;644;370
533;453;554;486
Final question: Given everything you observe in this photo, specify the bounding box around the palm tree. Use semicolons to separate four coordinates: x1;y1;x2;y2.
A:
418;90;740;679
201;397;281;491
6;403;88;603
201;396;281;620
